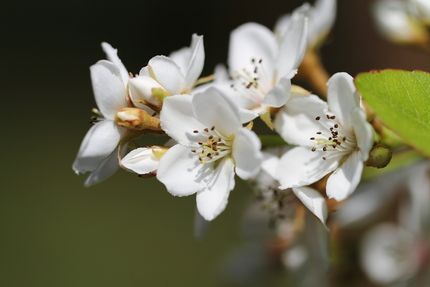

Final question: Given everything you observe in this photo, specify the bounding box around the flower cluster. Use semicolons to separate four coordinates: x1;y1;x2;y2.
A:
72;0;378;225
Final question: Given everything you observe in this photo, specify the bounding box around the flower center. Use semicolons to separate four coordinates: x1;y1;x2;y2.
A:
310;114;357;161
231;58;272;107
190;126;232;164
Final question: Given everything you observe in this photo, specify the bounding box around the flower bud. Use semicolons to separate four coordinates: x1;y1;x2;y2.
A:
366;143;392;169
115;107;161;131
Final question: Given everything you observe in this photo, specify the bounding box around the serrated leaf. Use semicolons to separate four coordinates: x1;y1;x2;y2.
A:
355;69;430;157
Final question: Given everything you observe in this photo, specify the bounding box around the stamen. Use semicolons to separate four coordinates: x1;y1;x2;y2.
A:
193;130;199;133
315;116;321;121
204;128;209;132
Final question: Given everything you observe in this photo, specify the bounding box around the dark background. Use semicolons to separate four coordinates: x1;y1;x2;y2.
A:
1;0;429;286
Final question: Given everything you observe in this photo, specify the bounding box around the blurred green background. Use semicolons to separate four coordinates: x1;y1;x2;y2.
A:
1;0;429;286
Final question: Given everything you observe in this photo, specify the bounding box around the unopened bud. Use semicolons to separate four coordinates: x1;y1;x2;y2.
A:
366;143;392;168
116;107;161;131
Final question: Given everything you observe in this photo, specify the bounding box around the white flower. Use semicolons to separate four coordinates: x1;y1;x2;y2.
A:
275;0;337;50
129;34;204;110
156;87;263;221
214;14;307;123
72;59;129;186
260;150;329;229
372;0;429;44
274;72;374;201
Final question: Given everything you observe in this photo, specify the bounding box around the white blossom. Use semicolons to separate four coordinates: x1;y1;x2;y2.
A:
129;34;205;110
275;72;374;201
156;87;263;221
72;46;129;186
212;14;307;123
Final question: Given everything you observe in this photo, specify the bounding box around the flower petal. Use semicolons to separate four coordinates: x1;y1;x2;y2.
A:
233;128;263;179
129;75;166;106
169;34;204;90
327;72;359;130
101;42;129;86
157;145;213;196
72;120;125;174
121;147;159;174
192;87;241;137
261;151;281;181
275;12;307;80
262;75;292;108
326;151;363;201
277;146;339;189
90;60;128;119
83;147;121;187
160;94;206;146
350;107;374;162
274;94;328;146
147;56;185;94
228;22;277;79
196;157;235;221
292;186;329;230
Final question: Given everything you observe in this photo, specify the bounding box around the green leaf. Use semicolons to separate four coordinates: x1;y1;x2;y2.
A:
355;69;430;157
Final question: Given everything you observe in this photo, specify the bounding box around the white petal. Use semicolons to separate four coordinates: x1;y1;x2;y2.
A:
262;75;292;108
277;146;339;189
101;42;129;86
238;108;260;123
261;151;281;181
350;107;374;162
186;34;205;89
311;0;337;42
275;13;307;79
83;147;120;187
129;75;166;106
228;22;277;79
72;120;125;174
233;128;263;179
292;186;329;230
327;72;359;130
160;94;206;146
121;147;159;174
274;94;328;146
192;87;241;137
148;56;185;94
169;34;204;90
196;157;235;221
157;145;212;196
90;60;128;119
326;151;363;201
